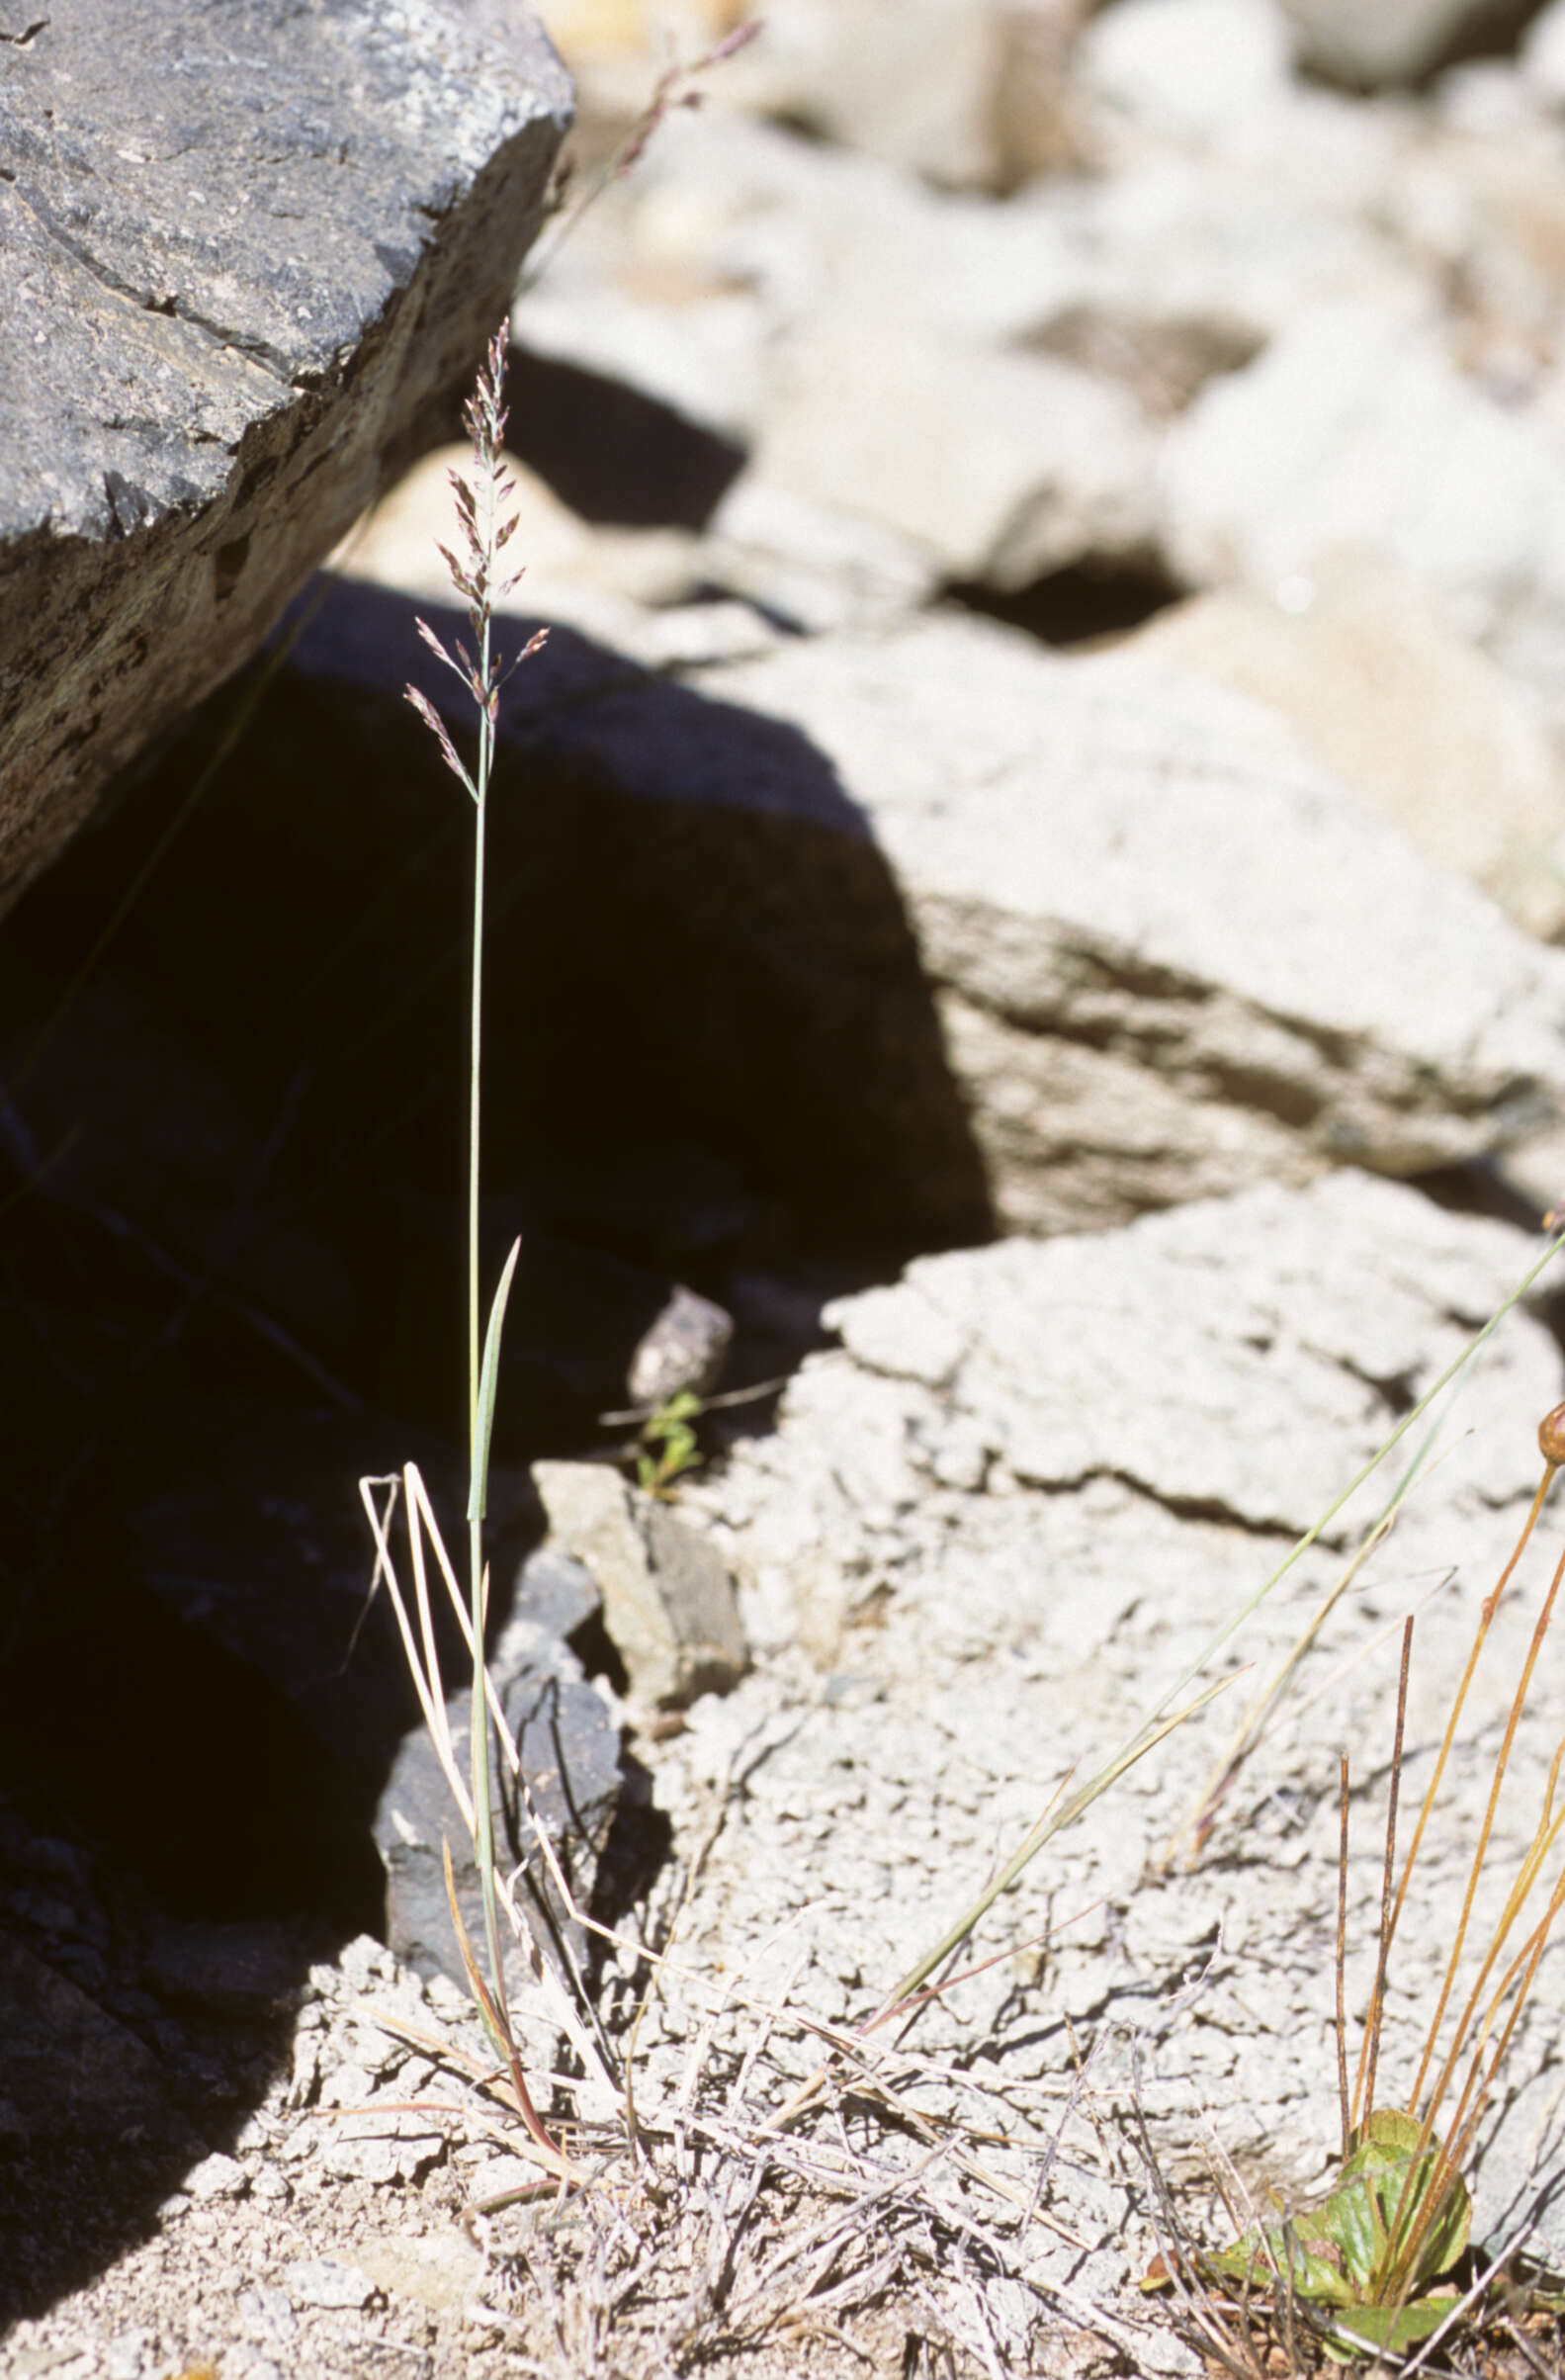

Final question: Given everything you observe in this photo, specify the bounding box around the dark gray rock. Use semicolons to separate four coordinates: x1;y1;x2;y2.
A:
374;1619;623;1997
507;1543;602;1643
0;1934;179;2146
627;1282;734;1408
0;0;571;910
143;1919;298;2017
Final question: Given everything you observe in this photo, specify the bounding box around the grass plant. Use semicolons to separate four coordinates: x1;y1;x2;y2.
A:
390;320;560;2142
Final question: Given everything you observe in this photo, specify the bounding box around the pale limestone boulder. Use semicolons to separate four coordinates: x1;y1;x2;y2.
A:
705;615;1565;1211
1078;0;1295;144
1124;563;1565;939
532;1462;748;1709
515;604;1565;1234
1160;303;1565;720
1522;0;1565;95
755;314;1159;584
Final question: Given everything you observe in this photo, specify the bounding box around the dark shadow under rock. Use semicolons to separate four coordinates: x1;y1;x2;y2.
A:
4;573;991;1440
508;344;749;529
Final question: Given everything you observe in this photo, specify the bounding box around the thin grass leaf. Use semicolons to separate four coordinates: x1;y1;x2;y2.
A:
468;1235;520;1524
885;1671;1235;2010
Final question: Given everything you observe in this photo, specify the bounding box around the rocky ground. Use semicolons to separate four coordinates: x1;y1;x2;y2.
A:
14;1;1565;2375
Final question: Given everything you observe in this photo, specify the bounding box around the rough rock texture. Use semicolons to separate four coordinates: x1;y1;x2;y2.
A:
0;0;571;912
1279;0;1546;88
627;1282;736;1407
532;1461;749;1708
652;1173;1565;2280
260;578;1565;1243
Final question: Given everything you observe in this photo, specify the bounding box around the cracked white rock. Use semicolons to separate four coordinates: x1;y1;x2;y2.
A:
652;1171;1565;2280
692;613;1565;1232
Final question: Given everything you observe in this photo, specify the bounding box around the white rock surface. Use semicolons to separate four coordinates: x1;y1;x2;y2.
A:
1079;0;1295;143
656;1172;1565;2284
518;102;1418;429
755;315;1159;583
545;0;1094;190
1161;302;1565;719
684;612;1565;1229
1522;0;1565;97
1125;562;1565;938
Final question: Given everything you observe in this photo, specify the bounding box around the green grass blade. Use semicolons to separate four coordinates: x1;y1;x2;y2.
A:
468;1235;520;1524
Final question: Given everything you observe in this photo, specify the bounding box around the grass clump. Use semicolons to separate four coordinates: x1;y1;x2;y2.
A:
1148;1401;1565;2369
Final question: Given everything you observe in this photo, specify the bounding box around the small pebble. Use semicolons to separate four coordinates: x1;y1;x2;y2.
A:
103;2335;155;2380
184;2152;248;2201
282;2255;378;2310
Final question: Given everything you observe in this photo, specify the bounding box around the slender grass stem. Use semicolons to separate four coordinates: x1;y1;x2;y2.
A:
1336;1754;1351;2162
1410;1467;1565;2116
469;448;498;2016
405;324;548;2027
1351;1617;1412;2134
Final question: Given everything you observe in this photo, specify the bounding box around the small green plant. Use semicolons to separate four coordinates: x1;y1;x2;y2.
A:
634;1388;703;1497
1149;1398;1565;2363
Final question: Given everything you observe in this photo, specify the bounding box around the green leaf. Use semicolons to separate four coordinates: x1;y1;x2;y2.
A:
1207;2226;1357;2309
1324;2291;1462;2354
1202;2111;1470;2333
1348;2110;1470;2293
468;1237;520;1523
